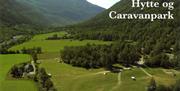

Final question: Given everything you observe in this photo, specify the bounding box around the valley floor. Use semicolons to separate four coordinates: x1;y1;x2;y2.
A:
40;58;180;91
1;31;179;91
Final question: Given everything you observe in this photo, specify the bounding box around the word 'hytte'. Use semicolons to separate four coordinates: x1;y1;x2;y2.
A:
132;0;160;10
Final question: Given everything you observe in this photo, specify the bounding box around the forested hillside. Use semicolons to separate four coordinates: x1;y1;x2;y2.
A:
63;0;180;69
0;0;104;26
0;0;46;26
0;0;104;43
73;0;179;39
70;0;179;49
0;0;47;42
77;0;179;28
17;0;104;26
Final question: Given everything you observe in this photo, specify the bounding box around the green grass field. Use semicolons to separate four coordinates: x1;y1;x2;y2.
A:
145;68;180;86
6;31;180;91
10;31;111;59
40;58;179;91
40;59;117;91
0;54;38;91
10;32;111;53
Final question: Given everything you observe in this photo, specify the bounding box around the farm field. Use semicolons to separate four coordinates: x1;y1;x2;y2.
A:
0;54;38;91
10;31;111;59
40;59;117;91
40;58;180;91
10;31;111;53
145;68;180;85
7;31;180;91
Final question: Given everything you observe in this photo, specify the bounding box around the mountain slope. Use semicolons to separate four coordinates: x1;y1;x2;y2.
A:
15;0;104;26
0;0;104;42
70;0;179;54
74;0;179;41
0;0;46;26
78;0;179;29
67;0;180;69
0;0;104;26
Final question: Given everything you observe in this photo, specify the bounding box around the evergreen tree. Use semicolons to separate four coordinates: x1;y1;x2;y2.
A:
147;78;157;91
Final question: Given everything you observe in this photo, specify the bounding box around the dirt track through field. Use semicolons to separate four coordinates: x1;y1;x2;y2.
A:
72;70;122;91
73;71;110;79
110;72;122;91
140;67;152;77
31;61;36;74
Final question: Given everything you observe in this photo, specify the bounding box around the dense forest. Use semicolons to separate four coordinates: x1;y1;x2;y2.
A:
61;42;140;69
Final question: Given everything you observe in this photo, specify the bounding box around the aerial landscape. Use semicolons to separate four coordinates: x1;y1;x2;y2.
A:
0;0;180;91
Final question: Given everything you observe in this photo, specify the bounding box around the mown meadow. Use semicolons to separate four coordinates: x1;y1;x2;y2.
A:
8;31;180;91
10;32;111;59
0;54;37;91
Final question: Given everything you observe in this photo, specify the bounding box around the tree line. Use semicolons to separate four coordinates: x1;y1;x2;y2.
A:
61;40;180;69
46;34;71;40
0;35;32;54
1;46;42;54
61;42;141;69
